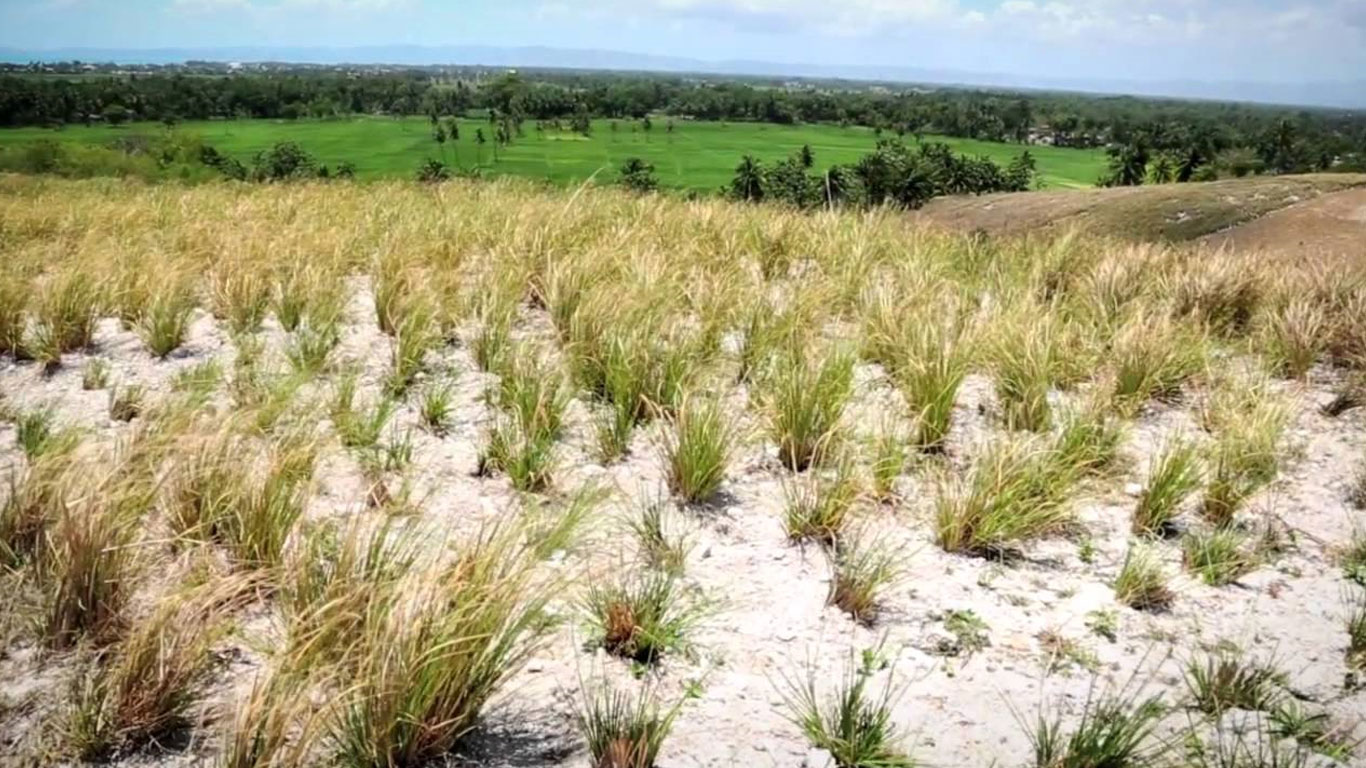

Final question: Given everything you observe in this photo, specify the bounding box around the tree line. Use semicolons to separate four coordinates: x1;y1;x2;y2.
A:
615;140;1037;209
3;68;1364;178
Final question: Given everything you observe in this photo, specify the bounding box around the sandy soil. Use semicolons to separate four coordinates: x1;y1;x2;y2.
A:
2;279;1365;768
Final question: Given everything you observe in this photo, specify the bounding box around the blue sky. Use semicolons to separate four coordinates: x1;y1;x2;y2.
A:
2;0;1364;84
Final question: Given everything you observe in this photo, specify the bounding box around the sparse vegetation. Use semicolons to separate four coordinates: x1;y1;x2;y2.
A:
576;682;682;768
777;653;915;768
1;163;1365;767
1184;651;1284;715
1134;439;1202;537
1114;544;1175;611
584;569;702;664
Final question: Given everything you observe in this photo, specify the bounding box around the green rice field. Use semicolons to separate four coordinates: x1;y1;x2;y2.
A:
0;116;1108;190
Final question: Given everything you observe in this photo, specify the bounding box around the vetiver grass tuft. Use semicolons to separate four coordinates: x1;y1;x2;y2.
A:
1113;544;1175;611
575;682;683;768
660;395;734;504
777;651;915;768
1025;686;1167;768
329;525;551;768
584;568;702;664
762;345;854;471
1133;438;1202;537
784;459;861;546
934;436;1078;556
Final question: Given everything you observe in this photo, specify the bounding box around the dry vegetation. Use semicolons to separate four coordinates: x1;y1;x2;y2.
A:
2;173;1366;767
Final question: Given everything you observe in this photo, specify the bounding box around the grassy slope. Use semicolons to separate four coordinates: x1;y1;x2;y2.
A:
0;116;1107;191
918;173;1366;243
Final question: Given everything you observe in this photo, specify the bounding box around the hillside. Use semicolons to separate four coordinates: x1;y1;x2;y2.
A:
918;173;1366;244
2;175;1365;767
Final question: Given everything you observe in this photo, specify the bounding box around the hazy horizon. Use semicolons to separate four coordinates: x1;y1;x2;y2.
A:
3;1;1365;107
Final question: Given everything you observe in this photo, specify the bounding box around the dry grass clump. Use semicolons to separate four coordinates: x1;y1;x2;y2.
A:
1;453;74;568
28;270;101;366
1169;253;1262;337
988;310;1063;433
1200;379;1289;527
784;459;861;546
137;276;197;359
165;431;316;571
479;347;568;491
934;436;1078;556
1025;687;1167;768
208;264;272;335
39;474;146;649
826;534;902;625
63;593;226;760
330;526;551;767
1182;528;1258;586
1256;296;1329;379
1183;650;1284;715
1109;312;1206;413
627;496;691;576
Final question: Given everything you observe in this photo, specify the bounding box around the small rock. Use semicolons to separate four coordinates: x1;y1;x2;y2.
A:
526;659;545;673
804;747;834;767
1124;482;1144;497
776;628;797;642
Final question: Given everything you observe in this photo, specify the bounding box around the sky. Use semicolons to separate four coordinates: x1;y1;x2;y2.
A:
1;0;1365;85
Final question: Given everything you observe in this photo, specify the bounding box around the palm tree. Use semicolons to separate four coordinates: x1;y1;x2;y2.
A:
730;155;765;202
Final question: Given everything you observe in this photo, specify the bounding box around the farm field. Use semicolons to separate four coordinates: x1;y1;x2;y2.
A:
0;115;1109;190
2;175;1366;768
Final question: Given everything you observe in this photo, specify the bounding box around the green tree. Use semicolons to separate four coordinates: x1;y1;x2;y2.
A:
618;157;658;193
730;155;765;202
799;143;814;169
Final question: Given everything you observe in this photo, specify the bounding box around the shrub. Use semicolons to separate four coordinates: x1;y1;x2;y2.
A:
618;157;659;193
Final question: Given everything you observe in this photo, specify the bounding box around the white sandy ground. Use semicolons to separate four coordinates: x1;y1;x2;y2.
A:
1;277;1364;768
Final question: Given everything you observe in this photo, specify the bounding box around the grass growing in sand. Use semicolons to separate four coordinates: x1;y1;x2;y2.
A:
1;172;1364;767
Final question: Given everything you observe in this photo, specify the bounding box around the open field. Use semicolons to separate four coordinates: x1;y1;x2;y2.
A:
919;173;1366;242
0;116;1109;190
3;175;1366;767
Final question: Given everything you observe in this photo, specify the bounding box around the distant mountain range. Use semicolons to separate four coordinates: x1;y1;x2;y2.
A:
3;44;1363;110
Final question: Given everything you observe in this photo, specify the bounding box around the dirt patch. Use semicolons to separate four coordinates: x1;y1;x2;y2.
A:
919;173;1366;243
1201;186;1366;264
